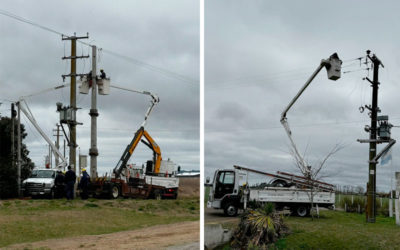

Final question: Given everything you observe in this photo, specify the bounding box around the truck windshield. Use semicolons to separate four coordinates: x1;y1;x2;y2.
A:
31;170;55;178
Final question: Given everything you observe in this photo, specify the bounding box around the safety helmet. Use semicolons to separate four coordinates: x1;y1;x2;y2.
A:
82;168;86;172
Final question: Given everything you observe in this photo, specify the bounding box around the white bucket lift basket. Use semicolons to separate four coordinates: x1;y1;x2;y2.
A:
78;76;90;94
97;78;110;95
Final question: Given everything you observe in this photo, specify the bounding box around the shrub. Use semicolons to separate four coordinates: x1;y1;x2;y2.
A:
231;203;289;249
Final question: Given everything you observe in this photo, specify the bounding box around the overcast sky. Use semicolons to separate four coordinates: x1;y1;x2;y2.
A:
0;0;199;174
205;0;400;192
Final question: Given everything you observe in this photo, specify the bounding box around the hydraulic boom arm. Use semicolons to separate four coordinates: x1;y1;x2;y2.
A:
18;99;68;170
110;85;160;178
113;127;162;178
280;53;342;172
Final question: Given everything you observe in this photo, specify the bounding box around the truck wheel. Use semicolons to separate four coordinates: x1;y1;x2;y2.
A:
296;206;309;217
111;185;120;199
49;189;55;199
154;190;162;200
224;203;238;217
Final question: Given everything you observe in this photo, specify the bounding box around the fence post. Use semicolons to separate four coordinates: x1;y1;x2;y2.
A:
389;191;393;218
396;172;400;225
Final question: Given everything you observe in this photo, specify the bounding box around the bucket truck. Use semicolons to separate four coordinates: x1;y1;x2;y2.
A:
88;85;179;199
207;165;335;217
208;54;341;216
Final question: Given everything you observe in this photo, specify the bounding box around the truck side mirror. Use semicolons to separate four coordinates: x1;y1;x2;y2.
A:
206;176;210;184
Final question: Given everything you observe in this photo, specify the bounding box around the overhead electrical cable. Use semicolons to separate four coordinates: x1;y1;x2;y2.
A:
0;8;197;86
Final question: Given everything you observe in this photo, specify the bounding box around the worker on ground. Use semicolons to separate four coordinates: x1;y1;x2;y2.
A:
65;166;76;200
79;168;90;200
100;69;106;79
55;170;65;198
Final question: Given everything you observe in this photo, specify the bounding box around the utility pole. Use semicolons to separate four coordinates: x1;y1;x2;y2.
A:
358;51;395;223
53;124;62;167
366;51;382;223
61;33;89;174
89;45;99;179
11;103;16;172
17;102;21;197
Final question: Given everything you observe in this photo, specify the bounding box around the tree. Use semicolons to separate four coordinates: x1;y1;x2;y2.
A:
0;116;35;198
290;143;342;219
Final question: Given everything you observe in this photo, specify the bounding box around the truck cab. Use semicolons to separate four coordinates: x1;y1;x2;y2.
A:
207;169;247;216
22;169;59;198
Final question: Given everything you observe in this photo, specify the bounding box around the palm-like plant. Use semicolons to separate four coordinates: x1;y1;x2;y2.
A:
231;203;289;249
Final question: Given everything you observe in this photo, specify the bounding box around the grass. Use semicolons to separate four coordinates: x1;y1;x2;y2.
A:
220;210;400;249
0;197;199;247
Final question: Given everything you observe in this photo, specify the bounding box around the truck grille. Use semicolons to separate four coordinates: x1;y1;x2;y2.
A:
26;183;45;192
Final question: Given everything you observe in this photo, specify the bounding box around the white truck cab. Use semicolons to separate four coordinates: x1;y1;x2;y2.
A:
21;169;58;198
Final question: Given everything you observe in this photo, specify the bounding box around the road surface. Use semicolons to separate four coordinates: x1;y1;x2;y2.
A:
5;221;199;250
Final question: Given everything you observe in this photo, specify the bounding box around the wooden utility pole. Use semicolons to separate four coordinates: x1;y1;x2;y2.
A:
366;51;383;223
16;102;21;197
11;103;15;171
61;33;89;174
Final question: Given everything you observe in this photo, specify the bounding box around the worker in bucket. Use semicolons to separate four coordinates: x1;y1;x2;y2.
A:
64;166;76;200
100;69;106;79
79;168;90;200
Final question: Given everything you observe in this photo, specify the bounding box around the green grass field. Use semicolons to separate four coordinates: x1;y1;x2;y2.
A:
219;210;400;249
0;198;199;248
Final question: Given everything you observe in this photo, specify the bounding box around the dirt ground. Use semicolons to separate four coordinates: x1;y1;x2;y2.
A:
178;177;199;198
5;221;199;250
205;207;240;225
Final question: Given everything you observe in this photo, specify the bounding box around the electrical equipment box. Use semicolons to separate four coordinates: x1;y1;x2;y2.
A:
59;108;76;124
378;115;392;140
78;76;90;94
326;54;342;80
98;78;110;95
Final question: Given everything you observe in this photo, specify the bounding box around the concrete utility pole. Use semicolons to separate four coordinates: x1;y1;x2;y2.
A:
366;52;383;223
61;33;89;174
17;102;21;197
89;45;98;179
53;124;61;166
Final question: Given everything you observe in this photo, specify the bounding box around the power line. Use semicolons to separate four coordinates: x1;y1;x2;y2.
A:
206;117;400;133
0;8;197;86
101;49;199;86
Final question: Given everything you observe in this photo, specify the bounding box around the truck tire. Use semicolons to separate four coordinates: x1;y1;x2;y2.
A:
224;203;238;217
295;205;309;217
111;185;120;199
154;190;162;200
49;188;55;199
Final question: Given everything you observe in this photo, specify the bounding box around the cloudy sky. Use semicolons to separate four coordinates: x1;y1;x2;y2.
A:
0;0;199;174
205;1;400;192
